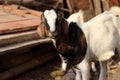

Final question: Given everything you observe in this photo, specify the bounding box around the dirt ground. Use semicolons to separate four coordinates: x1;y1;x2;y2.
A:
107;63;120;80
12;58;120;80
12;58;61;80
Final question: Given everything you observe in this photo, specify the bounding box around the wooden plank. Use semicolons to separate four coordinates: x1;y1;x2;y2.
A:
0;11;10;16
93;0;102;15
0;5;42;34
84;0;95;21
0;38;52;55
0;18;40;34
109;0;120;6
0;51;57;80
0;43;55;69
0;31;39;47
102;0;110;11
66;0;74;14
0;14;33;23
0;5;42;17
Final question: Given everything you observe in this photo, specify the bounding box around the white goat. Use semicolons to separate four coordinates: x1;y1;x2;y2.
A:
76;11;120;80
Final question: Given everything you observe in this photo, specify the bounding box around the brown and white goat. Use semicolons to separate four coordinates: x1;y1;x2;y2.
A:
37;9;87;79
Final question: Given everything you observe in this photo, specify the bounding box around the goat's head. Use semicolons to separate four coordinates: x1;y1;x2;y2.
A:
42;9;68;38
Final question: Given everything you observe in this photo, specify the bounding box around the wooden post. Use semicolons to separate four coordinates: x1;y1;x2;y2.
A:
109;0;120;6
93;0;102;15
66;0;74;14
84;0;95;21
102;0;110;11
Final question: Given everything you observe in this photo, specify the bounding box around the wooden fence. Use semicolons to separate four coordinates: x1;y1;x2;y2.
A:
70;0;120;21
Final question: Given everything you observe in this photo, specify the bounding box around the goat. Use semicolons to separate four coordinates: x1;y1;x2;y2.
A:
102;6;120;70
37;9;87;79
37;9;120;80
78;11;119;80
80;7;120;76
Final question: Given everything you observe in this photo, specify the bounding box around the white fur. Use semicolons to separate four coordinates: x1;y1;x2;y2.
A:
59;54;68;71
44;9;57;32
67;10;84;24
109;6;120;17
76;11;120;80
75;69;81;80
81;11;118;61
91;62;97;72
61;60;67;71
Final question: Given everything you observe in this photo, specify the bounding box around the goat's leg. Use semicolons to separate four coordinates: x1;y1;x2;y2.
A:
99;61;107;80
91;62;97;72
75;69;81;80
59;54;68;71
77;59;90;80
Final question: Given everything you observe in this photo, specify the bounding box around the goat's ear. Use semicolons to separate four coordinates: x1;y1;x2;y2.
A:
37;23;49;39
54;8;64;18
37;25;45;38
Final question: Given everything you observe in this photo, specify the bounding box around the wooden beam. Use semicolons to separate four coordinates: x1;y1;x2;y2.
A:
0;31;39;47
0;0;69;12
0;18;40;34
0;43;55;69
0;38;52;55
0;51;58;80
101;0;110;11
84;0;95;21
93;0;102;15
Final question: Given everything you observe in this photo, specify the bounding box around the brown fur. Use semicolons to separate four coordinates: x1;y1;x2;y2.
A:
55;18;87;66
37;14;49;38
37;10;87;71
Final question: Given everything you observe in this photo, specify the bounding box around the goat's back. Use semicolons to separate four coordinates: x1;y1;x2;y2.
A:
81;11;119;61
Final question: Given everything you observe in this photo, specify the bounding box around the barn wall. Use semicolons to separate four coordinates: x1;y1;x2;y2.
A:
72;0;120;21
